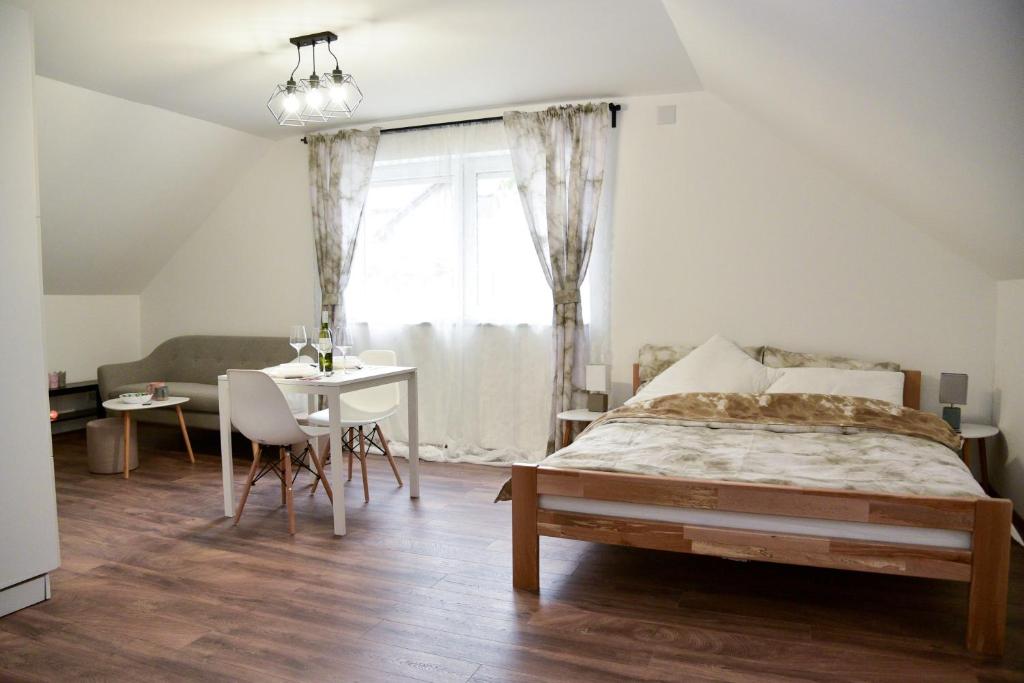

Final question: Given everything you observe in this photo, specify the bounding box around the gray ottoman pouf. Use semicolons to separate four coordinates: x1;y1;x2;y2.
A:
87;417;138;474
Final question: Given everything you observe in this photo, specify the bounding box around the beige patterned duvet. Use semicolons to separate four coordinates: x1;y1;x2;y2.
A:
499;393;986;501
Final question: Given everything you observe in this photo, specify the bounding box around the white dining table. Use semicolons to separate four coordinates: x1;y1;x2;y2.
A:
217;365;419;536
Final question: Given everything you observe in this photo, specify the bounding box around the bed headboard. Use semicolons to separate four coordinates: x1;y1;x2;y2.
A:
630;363;922;410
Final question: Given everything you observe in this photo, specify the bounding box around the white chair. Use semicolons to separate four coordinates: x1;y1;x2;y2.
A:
284;354;317;419
307;349;402;503
228;369;333;534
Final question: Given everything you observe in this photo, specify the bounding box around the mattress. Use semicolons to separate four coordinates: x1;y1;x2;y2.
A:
538;494;973;550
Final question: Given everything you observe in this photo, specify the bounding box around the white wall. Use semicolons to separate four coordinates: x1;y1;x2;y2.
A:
607;93;996;418
35;77;269;294
142;92;997;422
140;140;315;350
0;2;61;591
43;295;140;382
993;279;1024;515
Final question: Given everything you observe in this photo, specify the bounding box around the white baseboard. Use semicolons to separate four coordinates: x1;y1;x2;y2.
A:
0;574;51;617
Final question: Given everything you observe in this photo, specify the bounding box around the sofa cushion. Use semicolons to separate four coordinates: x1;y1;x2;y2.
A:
111;382;220;413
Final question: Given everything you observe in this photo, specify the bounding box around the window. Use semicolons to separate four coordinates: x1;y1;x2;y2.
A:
345;132;551;326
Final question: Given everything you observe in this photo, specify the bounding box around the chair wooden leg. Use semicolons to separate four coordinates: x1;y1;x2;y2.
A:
281;447;296;535
358;426;369;503
234;442;263;525
375;424;403;487
311;436;328;495
280;456;287;505
347;427;355;482
307;440;333;504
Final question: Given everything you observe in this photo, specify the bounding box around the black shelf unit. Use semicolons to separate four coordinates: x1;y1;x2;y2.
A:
49;380;102;429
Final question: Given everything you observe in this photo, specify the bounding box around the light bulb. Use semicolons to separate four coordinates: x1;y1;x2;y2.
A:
306;88;323;108
328;84;345;103
283;93;299;113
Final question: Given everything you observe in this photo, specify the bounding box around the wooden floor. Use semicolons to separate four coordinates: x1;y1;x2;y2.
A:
1;431;1022;682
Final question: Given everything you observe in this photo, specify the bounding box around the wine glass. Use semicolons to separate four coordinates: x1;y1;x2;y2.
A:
288;325;307;362
316;328;334;375
335;326;352;373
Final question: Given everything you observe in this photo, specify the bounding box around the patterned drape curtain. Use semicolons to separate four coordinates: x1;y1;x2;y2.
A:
503;103;611;449
307;128;381;331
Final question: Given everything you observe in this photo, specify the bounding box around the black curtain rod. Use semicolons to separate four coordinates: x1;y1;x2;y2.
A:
300;102;620;144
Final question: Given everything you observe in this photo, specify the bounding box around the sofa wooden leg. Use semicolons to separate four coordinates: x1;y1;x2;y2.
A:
512;464;539;592
967;498;1011;655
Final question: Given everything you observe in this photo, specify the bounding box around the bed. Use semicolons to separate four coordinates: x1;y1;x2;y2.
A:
509;351;1013;656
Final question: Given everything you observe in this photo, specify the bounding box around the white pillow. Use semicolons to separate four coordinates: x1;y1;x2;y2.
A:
765;367;905;405
630;334;782;403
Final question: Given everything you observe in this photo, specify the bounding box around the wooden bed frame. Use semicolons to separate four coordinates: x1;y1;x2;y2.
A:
512;367;1013;655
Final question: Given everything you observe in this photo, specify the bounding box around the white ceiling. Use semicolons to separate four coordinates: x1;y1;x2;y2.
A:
16;0;1024;291
662;0;1024;279
14;0;701;139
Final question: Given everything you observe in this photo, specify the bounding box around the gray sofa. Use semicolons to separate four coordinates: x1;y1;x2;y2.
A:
98;335;294;430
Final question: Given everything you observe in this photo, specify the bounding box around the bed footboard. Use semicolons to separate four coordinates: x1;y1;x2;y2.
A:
510;463;1012;655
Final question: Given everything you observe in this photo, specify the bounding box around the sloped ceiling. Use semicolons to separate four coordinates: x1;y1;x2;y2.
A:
14;0;700;139
19;0;1024;292
662;0;1024;279
36;77;269;293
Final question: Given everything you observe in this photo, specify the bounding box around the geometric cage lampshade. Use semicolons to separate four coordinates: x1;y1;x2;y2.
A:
321;69;363;118
267;31;363;127
266;80;306;126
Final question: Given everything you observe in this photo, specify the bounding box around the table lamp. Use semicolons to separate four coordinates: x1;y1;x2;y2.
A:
585;364;610;413
939;372;967;431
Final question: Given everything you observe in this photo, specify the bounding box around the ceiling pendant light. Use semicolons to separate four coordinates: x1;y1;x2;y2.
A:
297;43;329;124
321;39;363;118
266;44;305;126
267;31;362;127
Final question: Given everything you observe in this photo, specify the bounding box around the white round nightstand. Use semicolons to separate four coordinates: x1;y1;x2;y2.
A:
959;423;999;493
556;409;605;448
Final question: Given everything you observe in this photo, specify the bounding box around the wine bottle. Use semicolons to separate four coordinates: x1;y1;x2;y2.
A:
318;310;333;373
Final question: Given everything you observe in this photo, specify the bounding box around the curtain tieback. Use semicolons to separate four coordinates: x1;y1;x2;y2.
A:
322;293;339;306
553;288;581;306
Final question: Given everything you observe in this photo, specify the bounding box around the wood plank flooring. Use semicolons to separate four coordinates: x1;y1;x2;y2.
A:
1;430;1022;682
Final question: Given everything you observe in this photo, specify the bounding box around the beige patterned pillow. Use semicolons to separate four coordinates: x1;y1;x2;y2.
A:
762;346;900;372
637;343;764;384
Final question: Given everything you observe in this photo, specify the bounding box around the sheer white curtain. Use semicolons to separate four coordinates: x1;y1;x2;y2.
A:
344;121;555;463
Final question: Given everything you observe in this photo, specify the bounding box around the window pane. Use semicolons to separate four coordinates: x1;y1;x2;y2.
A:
475;172;549;324
346;177;458;324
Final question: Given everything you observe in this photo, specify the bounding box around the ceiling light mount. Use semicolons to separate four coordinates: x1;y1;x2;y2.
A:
267;30;362;126
289;31;338;49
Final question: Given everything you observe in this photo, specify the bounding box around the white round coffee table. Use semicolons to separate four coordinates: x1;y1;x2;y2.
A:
101;396;193;479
